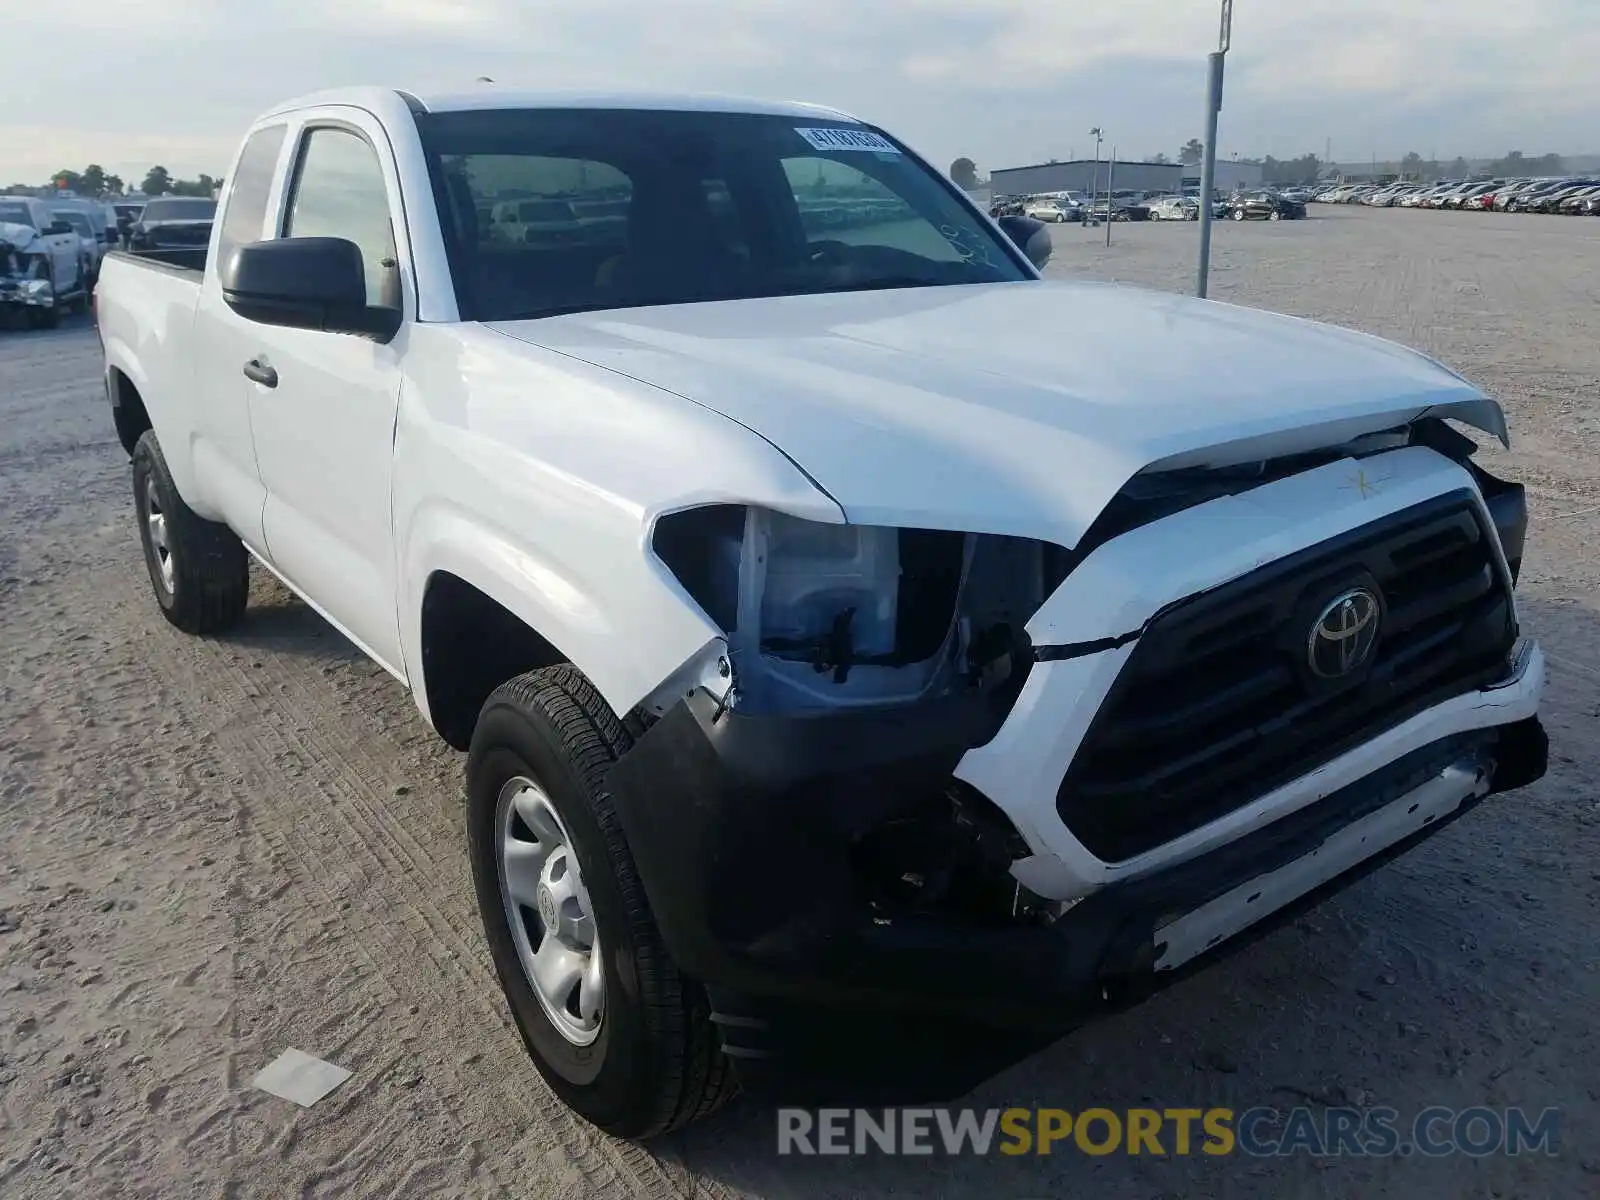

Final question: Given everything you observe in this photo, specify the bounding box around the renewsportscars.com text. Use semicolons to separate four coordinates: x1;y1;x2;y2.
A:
776;1106;1562;1158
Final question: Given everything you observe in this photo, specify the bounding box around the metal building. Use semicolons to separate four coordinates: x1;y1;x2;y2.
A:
1179;160;1264;195
990;159;1181;199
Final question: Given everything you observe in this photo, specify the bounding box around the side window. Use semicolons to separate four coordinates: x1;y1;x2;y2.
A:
217;124;287;271
780;156;961;263
283;127;398;307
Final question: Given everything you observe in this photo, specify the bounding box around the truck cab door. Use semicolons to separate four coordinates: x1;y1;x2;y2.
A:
233;115;410;676
190;122;293;557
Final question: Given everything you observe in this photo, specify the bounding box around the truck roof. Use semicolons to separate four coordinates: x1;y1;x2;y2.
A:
261;86;858;124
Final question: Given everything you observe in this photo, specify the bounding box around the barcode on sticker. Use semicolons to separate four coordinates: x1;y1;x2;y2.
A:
795;127;901;154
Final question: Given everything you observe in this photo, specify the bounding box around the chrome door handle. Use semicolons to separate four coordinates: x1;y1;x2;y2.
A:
243;357;278;388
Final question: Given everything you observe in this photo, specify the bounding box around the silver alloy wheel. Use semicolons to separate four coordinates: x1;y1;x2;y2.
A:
144;475;174;594
496;777;604;1046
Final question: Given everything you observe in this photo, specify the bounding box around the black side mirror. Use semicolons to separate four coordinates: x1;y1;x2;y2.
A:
222;237;400;341
996;214;1052;272
47;220;74;236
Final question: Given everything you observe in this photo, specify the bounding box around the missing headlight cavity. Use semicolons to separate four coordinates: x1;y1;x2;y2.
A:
652;505;1068;713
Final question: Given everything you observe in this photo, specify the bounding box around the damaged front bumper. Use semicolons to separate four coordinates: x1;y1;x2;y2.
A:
0;276;54;310
607;646;1546;1030
606;444;1550;1093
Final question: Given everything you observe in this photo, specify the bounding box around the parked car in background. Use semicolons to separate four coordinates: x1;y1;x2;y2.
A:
0;195;90;326
1024;199;1075;223
1223;190;1306;221
1397;184;1450;208
1557;185;1600;215
1366;185;1425;207
489;197;584;244
52;197;118;257
52;207;103;283
128;197;217;252
1439;182;1497;210
1147;195;1198;221
1501;180;1563;212
1524;182;1599;214
1278;186;1315;205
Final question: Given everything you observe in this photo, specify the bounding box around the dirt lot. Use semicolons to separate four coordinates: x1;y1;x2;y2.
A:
2;206;1598;1198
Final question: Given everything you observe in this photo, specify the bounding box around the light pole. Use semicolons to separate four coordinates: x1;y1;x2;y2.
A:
1195;0;1233;298
1087;127;1103;226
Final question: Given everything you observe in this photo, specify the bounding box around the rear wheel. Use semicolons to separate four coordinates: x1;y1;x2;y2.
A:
1269;210;1283;221
1232;208;1245;221
131;431;250;634
467;666;736;1138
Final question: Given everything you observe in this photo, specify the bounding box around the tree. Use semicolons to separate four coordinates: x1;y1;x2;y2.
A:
1488;149;1563;176
81;164;108;196
52;169;84;193
1400;151;1423;180
1150;152;1170;165
949;157;978;190
141;165;173;196
1449;157;1470;179
1180;139;1204;165
104;173;124;196
1260;154;1322;187
169;173;218;197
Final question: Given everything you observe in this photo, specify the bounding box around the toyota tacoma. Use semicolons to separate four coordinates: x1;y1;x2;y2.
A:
94;87;1548;1138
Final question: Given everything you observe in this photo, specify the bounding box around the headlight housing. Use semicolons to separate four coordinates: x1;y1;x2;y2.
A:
652;505;1066;714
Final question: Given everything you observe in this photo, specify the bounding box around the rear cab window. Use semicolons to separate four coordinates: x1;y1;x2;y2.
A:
217;123;288;271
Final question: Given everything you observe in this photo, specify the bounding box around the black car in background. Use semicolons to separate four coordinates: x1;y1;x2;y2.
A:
127;197;217;252
1223;190;1307;221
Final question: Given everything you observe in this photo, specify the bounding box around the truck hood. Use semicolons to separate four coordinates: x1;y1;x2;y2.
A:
489;280;1506;547
0;222;42;254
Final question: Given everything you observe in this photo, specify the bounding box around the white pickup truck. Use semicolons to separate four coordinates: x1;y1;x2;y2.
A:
96;87;1548;1138
1;195;91;327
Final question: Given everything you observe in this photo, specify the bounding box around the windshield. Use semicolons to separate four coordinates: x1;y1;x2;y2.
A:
55;211;93;235
415;107;1030;322
141;198;216;222
0;201;37;228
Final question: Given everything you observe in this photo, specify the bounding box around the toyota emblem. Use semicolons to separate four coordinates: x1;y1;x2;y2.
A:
1307;587;1382;679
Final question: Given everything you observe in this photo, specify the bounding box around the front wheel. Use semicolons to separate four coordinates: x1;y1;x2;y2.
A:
467;667;736;1138
131;431;251;634
1231;208;1245;221
1269;210;1283;221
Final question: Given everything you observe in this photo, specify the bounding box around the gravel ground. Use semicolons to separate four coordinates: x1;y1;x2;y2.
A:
2;206;1597;1198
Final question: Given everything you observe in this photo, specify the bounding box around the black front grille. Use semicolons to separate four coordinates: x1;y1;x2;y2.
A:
1057;490;1516;862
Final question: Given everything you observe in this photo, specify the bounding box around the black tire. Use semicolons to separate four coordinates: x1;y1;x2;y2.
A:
27;305;59;330
68;265;89;313
131;431;250;634
467;666;735;1138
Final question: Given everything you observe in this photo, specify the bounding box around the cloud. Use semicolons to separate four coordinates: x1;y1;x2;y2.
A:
2;1;1594;183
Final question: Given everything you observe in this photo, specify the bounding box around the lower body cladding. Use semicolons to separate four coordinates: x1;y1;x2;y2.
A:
607;445;1549;1099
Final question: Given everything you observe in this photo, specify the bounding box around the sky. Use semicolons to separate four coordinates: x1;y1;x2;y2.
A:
4;1;1596;185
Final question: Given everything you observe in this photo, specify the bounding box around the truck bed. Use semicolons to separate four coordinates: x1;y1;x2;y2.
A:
104;246;208;277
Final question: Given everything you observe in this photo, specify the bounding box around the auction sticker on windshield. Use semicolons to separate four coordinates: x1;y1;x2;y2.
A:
795;127;901;154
